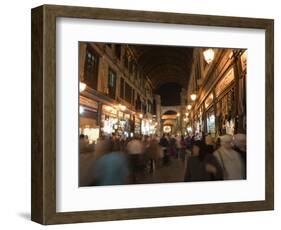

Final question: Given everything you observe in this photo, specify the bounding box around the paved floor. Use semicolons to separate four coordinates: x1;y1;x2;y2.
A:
79;153;188;186
138;157;186;184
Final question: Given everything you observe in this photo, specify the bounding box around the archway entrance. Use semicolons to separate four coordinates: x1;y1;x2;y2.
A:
161;108;182;135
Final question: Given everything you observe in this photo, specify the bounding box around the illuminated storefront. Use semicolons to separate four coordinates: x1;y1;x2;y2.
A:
225;119;235;135
140;117;155;135
141;119;150;135
204;93;215;136
194;106;203;134
134;117;141;135
79;96;100;144
118;112;133;137
215;67;235;135
186;48;247;138
206;109;216;136
101;105;118;136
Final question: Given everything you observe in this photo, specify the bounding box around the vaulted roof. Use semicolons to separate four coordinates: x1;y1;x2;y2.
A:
129;45;193;90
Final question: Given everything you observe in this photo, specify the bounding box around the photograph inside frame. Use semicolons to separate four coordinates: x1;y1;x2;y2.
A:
78;42;247;187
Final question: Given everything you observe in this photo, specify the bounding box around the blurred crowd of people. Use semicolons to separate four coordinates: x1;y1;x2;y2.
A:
79;132;246;186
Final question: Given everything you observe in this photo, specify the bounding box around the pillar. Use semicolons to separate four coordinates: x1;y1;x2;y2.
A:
180;88;187;135
233;51;241;134
154;94;161;136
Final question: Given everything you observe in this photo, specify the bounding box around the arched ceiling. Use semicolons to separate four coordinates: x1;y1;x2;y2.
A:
156;83;182;106
129;45;193;90
163;110;177;115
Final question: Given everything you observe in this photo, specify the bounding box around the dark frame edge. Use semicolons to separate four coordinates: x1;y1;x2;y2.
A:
31;5;57;225
44;200;272;225
265;19;274;210
31;5;44;224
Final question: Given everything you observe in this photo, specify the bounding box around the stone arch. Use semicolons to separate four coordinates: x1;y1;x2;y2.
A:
161;105;181;116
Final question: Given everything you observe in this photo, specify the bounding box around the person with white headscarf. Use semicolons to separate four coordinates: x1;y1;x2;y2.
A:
213;135;245;180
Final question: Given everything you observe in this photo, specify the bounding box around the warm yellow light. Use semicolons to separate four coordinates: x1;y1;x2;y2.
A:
187;104;192;110
139;113;143;119
177;113;180;117
185;112;189;116
190;93;197;101
119;104;126;111
79;82;87;92
203;48;215;64
104;105;113;112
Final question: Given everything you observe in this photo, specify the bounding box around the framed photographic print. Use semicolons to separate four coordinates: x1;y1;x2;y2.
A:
31;4;274;225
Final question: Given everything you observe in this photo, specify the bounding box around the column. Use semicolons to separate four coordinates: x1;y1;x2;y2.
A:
233;51;241;134
180;88;187;135
79;43;87;81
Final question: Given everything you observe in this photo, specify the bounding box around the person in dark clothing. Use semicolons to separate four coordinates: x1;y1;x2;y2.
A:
126;138;146;184
168;136;177;158
205;134;215;154
185;134;193;150
184;141;223;182
159;134;170;166
205;145;214;154
180;135;187;162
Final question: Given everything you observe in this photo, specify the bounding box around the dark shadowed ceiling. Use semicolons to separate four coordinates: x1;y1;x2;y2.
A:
156;83;182;106
129;45;193;106
129;44;193;90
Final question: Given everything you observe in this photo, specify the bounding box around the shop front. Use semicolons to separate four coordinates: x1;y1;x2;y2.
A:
206;108;216;137
141;115;157;135
204;93;215;137
100;104;118;136
219;90;235;135
215;67;235;135
118;111;134;137
194;106;203;134
141;119;151;135
134;116;141;135
237;50;247;133
79;95;100;144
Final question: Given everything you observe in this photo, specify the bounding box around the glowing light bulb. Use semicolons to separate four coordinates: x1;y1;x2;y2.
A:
203;48;215;64
79;82;87;92
190;93;197;101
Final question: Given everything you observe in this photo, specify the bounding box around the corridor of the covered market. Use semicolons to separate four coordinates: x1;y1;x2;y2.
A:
79;42;247;186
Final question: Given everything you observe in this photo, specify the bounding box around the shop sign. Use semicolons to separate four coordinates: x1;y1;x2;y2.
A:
102;105;117;116
80;95;98;110
124;113;130;120
215;68;234;96
118;111;124;119
240;50;247;72
135;116;140;122
204;93;214;109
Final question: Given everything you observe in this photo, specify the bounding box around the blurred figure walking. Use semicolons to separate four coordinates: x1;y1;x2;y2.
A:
214;135;245;180
146;138;163;173
184;141;223;182
126;138;146;183
233;133;247;179
90;139;129;186
159;134;170;166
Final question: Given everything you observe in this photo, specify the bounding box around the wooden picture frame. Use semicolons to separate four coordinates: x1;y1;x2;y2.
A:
31;4;274;225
